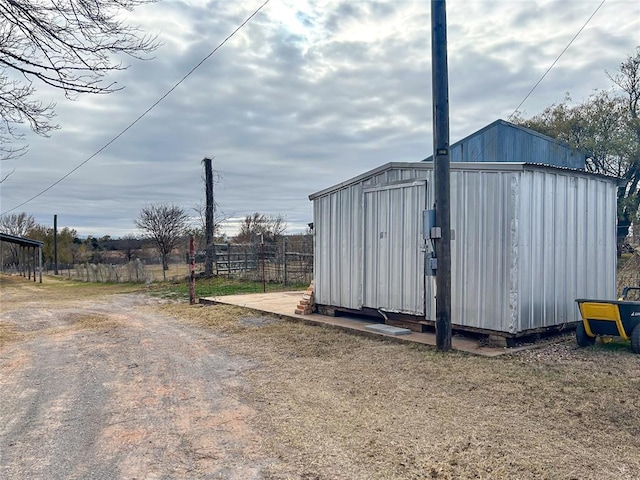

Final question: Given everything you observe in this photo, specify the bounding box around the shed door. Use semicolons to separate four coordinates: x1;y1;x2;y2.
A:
362;181;427;315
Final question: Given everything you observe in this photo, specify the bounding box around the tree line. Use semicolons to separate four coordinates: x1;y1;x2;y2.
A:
0;212;142;266
0;208;294;274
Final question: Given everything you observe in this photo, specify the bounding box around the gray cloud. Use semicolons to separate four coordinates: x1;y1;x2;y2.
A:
1;0;638;238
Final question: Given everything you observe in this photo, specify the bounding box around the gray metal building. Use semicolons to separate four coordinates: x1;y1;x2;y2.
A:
422;119;587;169
309;161;618;336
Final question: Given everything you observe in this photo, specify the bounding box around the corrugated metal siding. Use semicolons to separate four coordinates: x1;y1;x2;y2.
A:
445;121;585;169
364;167;429;187
363;181;426;314
430;170;517;332
314;170;429;313
314;185;362;309
313;162;617;335
516;170;617;332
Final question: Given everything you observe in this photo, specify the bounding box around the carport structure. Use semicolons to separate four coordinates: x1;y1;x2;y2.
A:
0;233;43;283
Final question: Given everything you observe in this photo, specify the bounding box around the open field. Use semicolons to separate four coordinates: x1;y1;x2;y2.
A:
1;274;639;479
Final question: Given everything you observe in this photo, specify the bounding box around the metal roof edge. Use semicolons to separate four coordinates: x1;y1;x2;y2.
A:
422;118;587;162
521;162;622;183
309;162;529;200
309;162;427;200
497;119;581;149
308;161;622;200
0;232;44;247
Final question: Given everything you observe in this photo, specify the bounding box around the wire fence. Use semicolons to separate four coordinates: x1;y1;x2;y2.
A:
203;238;313;286
617;252;640;300
36;259;156;283
0;236;315;287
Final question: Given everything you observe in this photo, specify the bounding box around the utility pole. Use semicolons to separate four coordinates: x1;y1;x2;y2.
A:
431;0;452;351
203;157;215;277
53;214;58;275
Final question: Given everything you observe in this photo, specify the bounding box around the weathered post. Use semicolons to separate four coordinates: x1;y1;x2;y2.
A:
261;234;266;293
53;214;59;275
202;157;215;277
283;237;288;288
189;235;196;305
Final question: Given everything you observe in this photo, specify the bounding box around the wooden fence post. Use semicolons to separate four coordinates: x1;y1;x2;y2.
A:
189;235;196;305
283;238;288;287
261;235;266;292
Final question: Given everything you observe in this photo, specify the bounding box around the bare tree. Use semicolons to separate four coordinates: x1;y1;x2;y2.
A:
0;211;36;236
235;212;286;244
135;204;189;280
609;47;640;243
119;234;142;262
0;211;37;265
0;0;158;159
193;203;229;239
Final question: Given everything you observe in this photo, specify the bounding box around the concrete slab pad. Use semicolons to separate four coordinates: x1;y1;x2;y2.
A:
364;324;412;335
199;292;527;357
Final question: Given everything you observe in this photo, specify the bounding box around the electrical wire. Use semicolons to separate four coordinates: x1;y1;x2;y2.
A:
464;0;606;162
507;0;606;121
1;0;271;216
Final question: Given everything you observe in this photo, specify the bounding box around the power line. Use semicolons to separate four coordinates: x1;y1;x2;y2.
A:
508;0;606;120
464;0;606;164
1;0;271;216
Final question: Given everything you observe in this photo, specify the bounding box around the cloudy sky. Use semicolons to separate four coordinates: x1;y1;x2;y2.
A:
1;0;638;238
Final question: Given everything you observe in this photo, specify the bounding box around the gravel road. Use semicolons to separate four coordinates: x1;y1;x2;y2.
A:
0;293;268;479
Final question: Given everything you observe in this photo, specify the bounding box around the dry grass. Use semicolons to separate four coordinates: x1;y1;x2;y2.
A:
0;322;18;348
158;302;640;480
3;274;638;479
0;274;137;343
143;263;190;281
0;273;143;304
67;312;123;331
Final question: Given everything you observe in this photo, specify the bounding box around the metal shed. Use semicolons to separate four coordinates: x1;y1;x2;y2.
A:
309;162;618;337
423;119;586;169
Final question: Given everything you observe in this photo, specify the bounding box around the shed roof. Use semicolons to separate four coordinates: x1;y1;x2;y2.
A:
422;119;586;169
309;161;619;200
0;232;44;248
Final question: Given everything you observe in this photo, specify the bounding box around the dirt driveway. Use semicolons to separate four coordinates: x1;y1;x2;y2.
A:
0;280;267;479
2;275;640;480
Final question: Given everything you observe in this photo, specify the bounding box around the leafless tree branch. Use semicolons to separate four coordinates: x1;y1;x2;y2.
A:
0;166;16;183
0;0;159;160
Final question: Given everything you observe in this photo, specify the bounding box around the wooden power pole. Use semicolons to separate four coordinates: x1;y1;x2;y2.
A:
53;214;58;275
203;157;215;277
431;0;452;351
